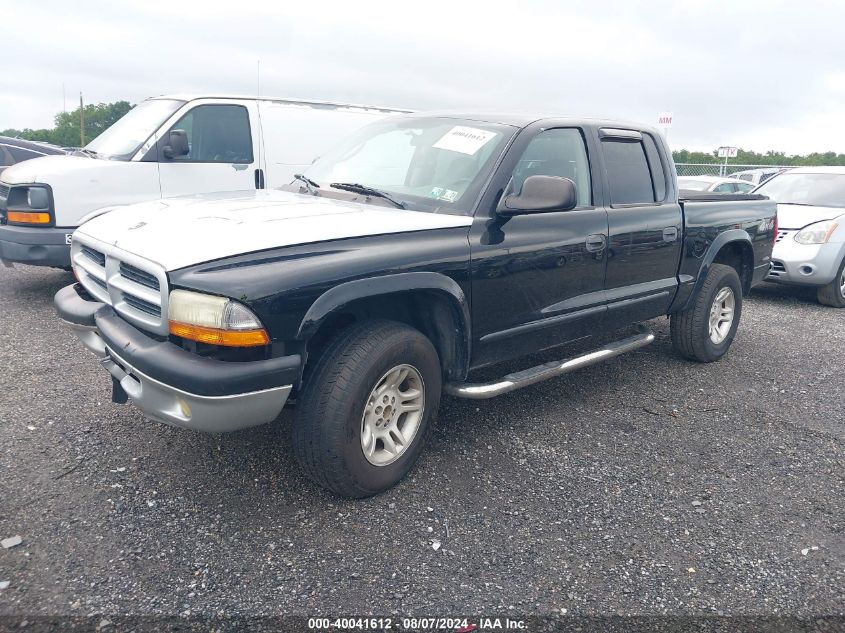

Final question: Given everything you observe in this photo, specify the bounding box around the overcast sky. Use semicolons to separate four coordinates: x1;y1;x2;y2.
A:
3;0;843;154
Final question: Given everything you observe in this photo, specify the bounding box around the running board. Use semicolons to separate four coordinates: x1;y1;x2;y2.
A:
444;324;655;399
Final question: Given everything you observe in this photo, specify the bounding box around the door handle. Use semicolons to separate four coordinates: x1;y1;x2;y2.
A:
254;168;265;189
662;226;679;242
585;234;606;252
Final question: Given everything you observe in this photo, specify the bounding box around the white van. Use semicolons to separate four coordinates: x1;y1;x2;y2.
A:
0;95;408;268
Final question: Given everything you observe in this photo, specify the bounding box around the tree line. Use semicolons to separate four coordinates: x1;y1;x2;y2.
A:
671;148;845;166
2;101;133;148
4;100;845;166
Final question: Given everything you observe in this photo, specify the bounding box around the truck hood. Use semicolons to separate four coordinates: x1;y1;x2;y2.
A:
777;203;845;229
0;154;98;184
75;189;473;271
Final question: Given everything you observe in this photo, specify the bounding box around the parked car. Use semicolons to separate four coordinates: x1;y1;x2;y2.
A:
730;167;788;186
677;176;756;193
0;136;66;176
54;113;777;497
756;166;845;307
0;95;408;269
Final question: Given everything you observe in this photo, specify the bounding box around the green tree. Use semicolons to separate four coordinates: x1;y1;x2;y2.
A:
2;101;133;147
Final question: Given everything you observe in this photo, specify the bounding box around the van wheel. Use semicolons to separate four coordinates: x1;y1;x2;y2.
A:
671;263;743;363
293;319;441;498
816;257;845;308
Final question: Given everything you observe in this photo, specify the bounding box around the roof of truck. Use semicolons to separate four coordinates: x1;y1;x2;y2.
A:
393;110;666;134
147;94;412;114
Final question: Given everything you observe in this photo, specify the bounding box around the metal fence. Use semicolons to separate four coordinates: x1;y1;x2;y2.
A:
675;163;795;178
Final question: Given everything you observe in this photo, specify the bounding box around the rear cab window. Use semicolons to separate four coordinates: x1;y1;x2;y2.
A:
600;129;668;205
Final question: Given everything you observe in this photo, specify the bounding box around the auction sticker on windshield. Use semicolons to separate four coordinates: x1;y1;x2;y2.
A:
433;126;497;155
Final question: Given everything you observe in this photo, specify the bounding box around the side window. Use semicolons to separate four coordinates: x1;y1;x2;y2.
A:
7;147;42;164
736;182;754;193
601;138;655;205
713;183;734;193
510;128;592;207
167;105;253;163
642;134;667;201
0;146;14;167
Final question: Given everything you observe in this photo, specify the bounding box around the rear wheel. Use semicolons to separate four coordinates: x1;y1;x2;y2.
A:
671;263;743;363
816;257;845;308
293;319;441;498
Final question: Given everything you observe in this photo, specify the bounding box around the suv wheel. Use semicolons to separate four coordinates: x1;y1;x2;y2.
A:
671;263;743;362
817;257;845;308
293;319;441;498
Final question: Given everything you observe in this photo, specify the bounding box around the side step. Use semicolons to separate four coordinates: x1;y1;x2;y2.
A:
443;324;655;399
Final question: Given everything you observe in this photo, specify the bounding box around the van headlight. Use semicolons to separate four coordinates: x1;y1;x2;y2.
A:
5;184;53;225
167;289;270;347
794;219;839;245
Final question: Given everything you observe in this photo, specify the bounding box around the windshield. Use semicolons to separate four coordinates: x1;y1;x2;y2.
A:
302;116;516;215
754;172;845;208
85;99;184;160
677;178;712;191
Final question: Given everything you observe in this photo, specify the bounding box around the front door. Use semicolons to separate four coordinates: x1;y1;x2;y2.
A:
469;127;609;367
156;101;261;198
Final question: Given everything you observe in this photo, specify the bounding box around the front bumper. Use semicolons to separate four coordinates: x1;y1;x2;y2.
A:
767;237;845;286
0;224;73;268
54;284;300;432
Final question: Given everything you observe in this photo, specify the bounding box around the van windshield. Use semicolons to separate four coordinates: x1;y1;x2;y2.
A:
301;116;516;215
85;99;184;160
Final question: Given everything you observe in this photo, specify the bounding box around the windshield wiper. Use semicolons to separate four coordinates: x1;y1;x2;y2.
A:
77;148;98;158
777;202;815;206
329;182;406;209
293;173;320;195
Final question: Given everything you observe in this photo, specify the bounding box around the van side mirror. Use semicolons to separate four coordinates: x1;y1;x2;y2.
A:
163;129;189;159
499;175;578;215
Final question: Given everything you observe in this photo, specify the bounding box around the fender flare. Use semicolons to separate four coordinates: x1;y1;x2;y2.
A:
682;229;753;311
296;272;472;376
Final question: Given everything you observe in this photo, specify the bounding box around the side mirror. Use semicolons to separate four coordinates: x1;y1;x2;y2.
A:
500;175;578;215
162;129;189;159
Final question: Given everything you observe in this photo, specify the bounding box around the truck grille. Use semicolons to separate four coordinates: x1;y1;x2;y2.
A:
71;235;169;335
0;184;9;200
775;230;794;243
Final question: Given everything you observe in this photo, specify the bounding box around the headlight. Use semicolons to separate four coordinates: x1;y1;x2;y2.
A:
5;185;53;225
794;219;839;245
167;289;270;347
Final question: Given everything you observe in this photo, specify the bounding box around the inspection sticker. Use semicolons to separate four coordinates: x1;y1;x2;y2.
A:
433;126;497;155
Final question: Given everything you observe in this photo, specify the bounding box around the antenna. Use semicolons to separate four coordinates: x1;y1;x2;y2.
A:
79;92;85;146
257;59;261;98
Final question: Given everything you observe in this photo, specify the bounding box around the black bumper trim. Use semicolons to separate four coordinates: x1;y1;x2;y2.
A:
54;284;101;327
0;224;72;267
55;283;302;397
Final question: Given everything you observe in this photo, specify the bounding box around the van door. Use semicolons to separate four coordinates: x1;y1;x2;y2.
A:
156;100;261;197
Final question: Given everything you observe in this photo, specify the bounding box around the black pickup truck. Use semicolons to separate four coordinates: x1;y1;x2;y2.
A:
55;113;777;497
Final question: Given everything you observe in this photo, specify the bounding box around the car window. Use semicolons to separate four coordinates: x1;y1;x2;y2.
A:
736;182;754;193
6;146;43;163
166;104;253;163
601;138;655;205
509;128;592;207
713;183;735;193
0;145;14;167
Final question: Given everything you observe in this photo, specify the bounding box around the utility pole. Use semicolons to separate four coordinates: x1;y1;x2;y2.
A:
79;92;85;147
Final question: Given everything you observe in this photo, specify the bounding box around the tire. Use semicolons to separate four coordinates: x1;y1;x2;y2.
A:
671;263;743;363
293;319;441;498
816;257;845;308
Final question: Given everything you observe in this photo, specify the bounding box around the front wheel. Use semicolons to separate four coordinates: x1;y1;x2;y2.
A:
671;263;743;363
293;319;441;498
816;257;845;308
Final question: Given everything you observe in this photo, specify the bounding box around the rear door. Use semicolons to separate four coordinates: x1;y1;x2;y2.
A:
599;129;682;325
469;126;609;367
156;100;261;197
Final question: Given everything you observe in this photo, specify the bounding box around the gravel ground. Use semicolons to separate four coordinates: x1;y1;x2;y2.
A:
0;265;842;622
